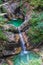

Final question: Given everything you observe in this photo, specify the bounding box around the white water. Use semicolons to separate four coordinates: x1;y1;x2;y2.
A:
18;29;28;55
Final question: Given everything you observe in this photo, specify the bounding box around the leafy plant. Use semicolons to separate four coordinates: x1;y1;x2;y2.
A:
29;0;43;8
27;12;43;44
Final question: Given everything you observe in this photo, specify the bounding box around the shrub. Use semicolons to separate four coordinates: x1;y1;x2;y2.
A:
27;12;43;44
29;0;43;9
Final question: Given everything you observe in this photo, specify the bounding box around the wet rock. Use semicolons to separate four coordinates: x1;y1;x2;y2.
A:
14;34;20;43
22;32;30;50
13;47;21;54
33;48;39;52
3;24;16;30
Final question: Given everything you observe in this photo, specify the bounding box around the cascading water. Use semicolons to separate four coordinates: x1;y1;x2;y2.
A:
18;28;28;55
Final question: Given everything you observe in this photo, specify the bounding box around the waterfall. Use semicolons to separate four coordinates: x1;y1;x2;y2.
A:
18;28;28;55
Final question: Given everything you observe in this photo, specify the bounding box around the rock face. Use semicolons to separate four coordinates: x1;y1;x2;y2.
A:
14;34;20;43
0;31;20;56
22;32;30;50
4;31;20;43
4;31;15;42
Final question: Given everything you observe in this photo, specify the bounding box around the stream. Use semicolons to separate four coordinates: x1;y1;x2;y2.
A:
18;28;28;55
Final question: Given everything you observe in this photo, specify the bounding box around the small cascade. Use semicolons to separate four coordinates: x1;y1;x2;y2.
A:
18;28;28;55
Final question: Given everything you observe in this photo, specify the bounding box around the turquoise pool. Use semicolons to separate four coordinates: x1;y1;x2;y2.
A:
12;51;42;65
8;19;23;27
3;51;42;65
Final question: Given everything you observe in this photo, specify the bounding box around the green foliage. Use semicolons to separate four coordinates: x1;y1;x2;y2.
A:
29;0;43;8
0;6;7;13
0;29;7;40
2;63;8;65
28;12;43;44
0;0;3;4
30;12;43;26
0;16;7;25
0;29;7;51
